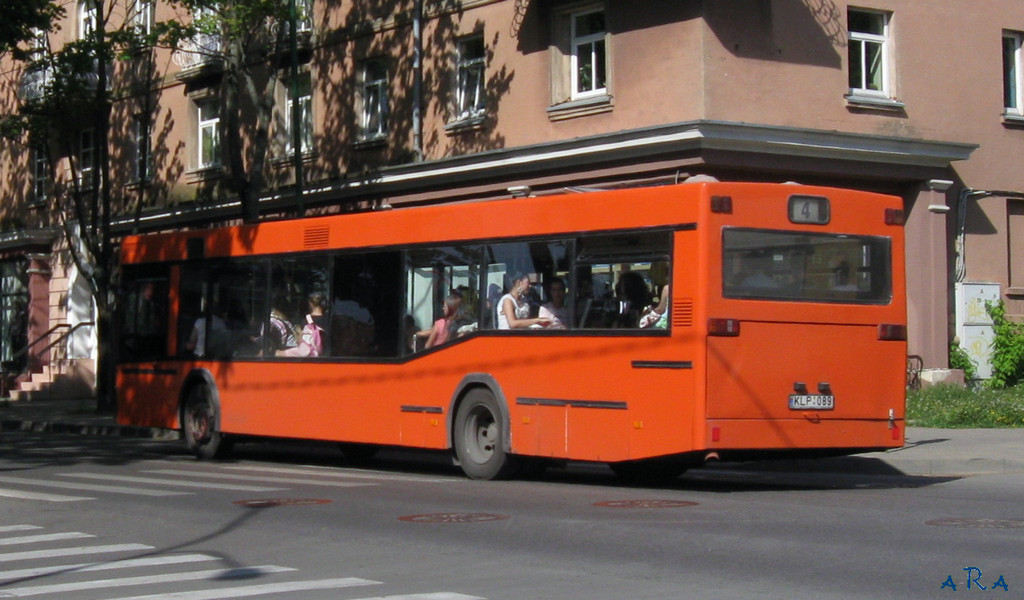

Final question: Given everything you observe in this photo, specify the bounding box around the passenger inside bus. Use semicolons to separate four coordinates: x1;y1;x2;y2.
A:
255;295;298;355
539;278;569;329
497;272;550;329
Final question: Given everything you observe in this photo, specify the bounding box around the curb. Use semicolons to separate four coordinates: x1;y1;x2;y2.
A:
1;419;179;440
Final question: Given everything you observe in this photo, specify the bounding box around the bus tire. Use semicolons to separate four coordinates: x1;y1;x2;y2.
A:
453;388;519;480
182;384;231;459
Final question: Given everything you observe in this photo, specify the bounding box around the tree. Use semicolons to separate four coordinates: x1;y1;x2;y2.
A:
1;0;141;411
157;0;307;223
0;0;63;57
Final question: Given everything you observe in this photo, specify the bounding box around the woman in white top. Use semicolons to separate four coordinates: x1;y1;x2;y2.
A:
497;273;550;330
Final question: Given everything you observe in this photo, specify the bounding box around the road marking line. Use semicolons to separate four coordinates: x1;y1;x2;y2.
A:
0;488;93;502
223;465;457;483
103;577;382;600
0;544;153;563
0;553;218;582
0;565;296;597
143;469;374;488
0;526;42;533
354;595;487;600
59;473;287;492
0;475;190;497
0;532;94;546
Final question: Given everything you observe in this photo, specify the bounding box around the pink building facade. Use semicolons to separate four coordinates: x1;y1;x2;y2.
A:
3;0;1024;392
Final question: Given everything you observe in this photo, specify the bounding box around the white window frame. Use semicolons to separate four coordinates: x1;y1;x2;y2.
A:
285;74;313;153
78;129;95;187
135;0;154;35
197;101;221;169
570;7;607;100
133;113;152;182
296;0;313;33
32;146;49;205
455;36;486;120
360;59;388;141
79;1;98;39
1004;31;1023;116
847;9;890;98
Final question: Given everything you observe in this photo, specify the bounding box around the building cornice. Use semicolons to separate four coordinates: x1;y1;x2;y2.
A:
114;120;978;233
0;228;59;253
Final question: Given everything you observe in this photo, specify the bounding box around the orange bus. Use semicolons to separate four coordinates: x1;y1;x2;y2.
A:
116;181;907;479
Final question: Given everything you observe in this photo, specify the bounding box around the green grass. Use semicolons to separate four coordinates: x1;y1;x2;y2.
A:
907;384;1024;428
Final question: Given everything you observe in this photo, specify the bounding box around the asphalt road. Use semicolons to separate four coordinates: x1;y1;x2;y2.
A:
0;431;1020;600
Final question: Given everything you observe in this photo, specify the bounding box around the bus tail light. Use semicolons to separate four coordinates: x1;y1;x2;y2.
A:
711;196;733;214
878;323;907;341
708;318;740;336
884;208;905;225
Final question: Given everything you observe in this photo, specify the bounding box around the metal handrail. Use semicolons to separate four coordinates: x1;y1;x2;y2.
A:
3;322;96;372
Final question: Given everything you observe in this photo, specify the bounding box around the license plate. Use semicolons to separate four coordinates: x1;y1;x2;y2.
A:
789;394;835;410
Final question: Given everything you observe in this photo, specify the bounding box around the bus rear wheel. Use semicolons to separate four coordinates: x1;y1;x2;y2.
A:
182;385;231;459
453;388;519;480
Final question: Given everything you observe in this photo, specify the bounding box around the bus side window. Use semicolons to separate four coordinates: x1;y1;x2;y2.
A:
406;245;481;353
331;252;402;358
120;268;170;359
484;240;570;330
574;231;671;329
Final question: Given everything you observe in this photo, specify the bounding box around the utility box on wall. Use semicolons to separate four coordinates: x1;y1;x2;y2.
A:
955;282;1001;380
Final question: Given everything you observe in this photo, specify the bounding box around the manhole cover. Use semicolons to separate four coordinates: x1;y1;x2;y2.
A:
233;498;332;508
398;513;511;523
594;500;699;509
925;518;1024;529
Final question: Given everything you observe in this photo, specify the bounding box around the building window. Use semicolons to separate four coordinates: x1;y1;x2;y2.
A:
571;8;607;100
135;0;154;35
133;113;152;182
296;0;313;33
455;36;486;120
1004;32;1023;115
78;1;97;39
360;59;388;141
32;146;49;205
78;129;95;187
197;101;221;169
847;9;889;97
285;73;313;153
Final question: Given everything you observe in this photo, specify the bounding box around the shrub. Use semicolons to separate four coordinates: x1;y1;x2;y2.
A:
949;342;977;381
986;301;1024;389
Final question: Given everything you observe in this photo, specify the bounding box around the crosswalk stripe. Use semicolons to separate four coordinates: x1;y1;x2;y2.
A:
357;595;487;600
0;488;93;502
1;565;297;597
0;532;94;546
0;553;218;582
223;465;456;483
0;544;153;563
0;526;43;533
0;475;190;497
143;469;374;488
59;473;286;492
104;577;382;600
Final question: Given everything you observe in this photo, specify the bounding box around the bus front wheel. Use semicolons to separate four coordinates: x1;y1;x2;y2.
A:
453;388;519;480
182;385;231;459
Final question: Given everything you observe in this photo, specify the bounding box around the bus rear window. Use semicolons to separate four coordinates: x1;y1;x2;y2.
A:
722;228;892;304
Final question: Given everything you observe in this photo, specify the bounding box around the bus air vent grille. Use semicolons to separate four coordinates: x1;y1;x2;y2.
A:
673;299;694;327
303;226;330;249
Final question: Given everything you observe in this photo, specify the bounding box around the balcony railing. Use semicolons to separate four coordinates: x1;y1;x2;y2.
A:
172;33;223;71
18;60;112;103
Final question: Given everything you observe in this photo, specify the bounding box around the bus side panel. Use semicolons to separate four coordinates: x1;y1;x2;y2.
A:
117;368;181;429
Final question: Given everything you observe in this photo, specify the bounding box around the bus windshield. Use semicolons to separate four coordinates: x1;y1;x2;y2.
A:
722;228;892;304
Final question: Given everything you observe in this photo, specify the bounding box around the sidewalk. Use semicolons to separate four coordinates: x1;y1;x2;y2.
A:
2;397;1023;477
